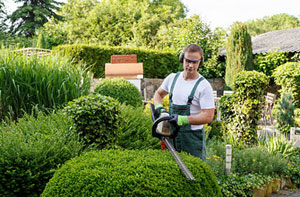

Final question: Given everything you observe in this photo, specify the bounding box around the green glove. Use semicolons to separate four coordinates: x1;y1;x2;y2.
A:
154;103;167;119
169;114;189;126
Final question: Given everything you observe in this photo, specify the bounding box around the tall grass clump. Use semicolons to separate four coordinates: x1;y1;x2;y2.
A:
0;49;90;120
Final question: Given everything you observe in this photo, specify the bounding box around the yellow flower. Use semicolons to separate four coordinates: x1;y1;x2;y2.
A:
207;157;211;160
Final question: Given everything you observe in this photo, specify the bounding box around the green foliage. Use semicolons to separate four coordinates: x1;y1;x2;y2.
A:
286;148;300;187
9;0;63;37
117;104;160;150
220;71;269;145
199;55;226;78
0;32;34;48
206;120;226;141
95;78;143;107
255;50;289;76
274;93;295;134
63;94;121;149
0;110;85;196
243;13;300;36
0;49;90;120
233;147;288;176
258;135;296;158
218;173;273;197
42;150;222;196
273;62;300;108
295;108;300;127
225;23;254;89
156;15;226;60
53;44;180;78
206;140;226;176
43;0;186;48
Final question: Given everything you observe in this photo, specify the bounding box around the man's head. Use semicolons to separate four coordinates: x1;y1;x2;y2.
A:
179;44;204;75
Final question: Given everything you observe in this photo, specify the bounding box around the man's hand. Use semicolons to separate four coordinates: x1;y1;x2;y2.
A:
154;104;167;119
169;114;189;126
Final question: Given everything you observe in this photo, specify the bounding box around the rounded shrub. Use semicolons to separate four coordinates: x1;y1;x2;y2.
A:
117;104;160;150
64;94;121;149
94;78;143;107
42;150;222;196
0;110;84;196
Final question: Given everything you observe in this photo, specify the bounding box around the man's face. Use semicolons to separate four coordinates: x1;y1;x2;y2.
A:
183;51;201;75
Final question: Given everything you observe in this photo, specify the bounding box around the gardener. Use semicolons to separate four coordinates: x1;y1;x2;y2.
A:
153;43;215;161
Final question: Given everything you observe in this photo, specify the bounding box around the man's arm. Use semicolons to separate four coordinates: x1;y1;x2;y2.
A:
187;108;215;125
153;87;168;106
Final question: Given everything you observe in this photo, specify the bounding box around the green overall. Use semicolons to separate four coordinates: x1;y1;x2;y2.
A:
169;72;206;161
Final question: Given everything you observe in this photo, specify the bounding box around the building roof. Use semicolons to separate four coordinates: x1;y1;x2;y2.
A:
219;27;300;56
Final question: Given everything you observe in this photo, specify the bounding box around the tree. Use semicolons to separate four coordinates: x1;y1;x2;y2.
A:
42;0;186;47
0;0;6;31
156;15;226;59
225;23;254;89
243;13;300;36
9;0;63;37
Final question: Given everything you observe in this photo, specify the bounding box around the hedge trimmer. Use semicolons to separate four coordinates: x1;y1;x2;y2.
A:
150;103;195;181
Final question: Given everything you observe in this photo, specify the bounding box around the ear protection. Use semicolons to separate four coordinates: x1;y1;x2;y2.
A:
178;44;204;68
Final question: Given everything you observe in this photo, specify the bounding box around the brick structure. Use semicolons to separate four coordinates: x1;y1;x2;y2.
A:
110;55;137;64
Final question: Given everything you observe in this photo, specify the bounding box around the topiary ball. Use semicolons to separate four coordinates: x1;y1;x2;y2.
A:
94;78;143;107
63;94;121;149
42;150;222;196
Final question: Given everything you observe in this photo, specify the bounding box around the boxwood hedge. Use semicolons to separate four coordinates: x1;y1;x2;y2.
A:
95;78;143;107
42;150;222;196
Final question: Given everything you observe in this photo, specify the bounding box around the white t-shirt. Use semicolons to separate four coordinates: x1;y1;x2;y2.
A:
160;72;215;130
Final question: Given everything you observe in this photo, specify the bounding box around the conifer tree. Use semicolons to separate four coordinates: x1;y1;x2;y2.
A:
9;0;63;37
225;23;254;89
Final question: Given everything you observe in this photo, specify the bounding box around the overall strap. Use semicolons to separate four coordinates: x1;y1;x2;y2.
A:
187;76;204;105
169;72;181;102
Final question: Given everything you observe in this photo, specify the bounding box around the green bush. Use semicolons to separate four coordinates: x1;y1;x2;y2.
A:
218;173;273;197
225;23;254;89
95;78;143;107
0;49;90;120
0;110;84;196
53;44;180;78
273;62;300;108
42;150;222;196
63;94;121;149
286;148;300;187
255;50;289;77
220;71;269;145
117;104;160;150
274;93;295;134
233;147;288;176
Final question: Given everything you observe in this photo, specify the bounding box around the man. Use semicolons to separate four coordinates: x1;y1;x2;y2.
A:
153;43;215;161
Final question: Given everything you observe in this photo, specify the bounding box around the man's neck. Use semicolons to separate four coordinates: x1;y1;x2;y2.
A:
182;72;199;81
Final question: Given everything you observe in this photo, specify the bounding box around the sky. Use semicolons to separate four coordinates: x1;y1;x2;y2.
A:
4;0;300;29
181;0;300;29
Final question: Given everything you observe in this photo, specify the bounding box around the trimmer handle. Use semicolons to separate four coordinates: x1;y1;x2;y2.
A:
151;113;180;139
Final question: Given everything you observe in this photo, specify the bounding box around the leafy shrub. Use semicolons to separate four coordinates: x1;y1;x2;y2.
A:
144;94;170;116
53;44;180;78
0;49;90;120
0;110;84;196
286;148;300;187
199;55;225;78
220;71;269;145
218;173;273;197
274;93;295;134
206;140;226;176
117;104;160;150
206;120;226;141
295;108;300;127
273;62;300;108
42;150;222;196
233;147;288;176
94;78;143;107
255;50;289;76
63;94;121;149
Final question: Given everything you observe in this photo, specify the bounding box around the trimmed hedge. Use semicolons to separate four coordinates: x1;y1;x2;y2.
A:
42;150;222;196
0;110;84;196
63;94;121;149
53;44;180;78
95;78;143;107
273;62;300;108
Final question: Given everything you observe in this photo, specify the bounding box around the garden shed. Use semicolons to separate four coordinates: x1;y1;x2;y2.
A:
219;27;300;56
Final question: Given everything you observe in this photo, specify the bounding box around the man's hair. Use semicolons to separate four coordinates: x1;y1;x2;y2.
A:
183;43;204;66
